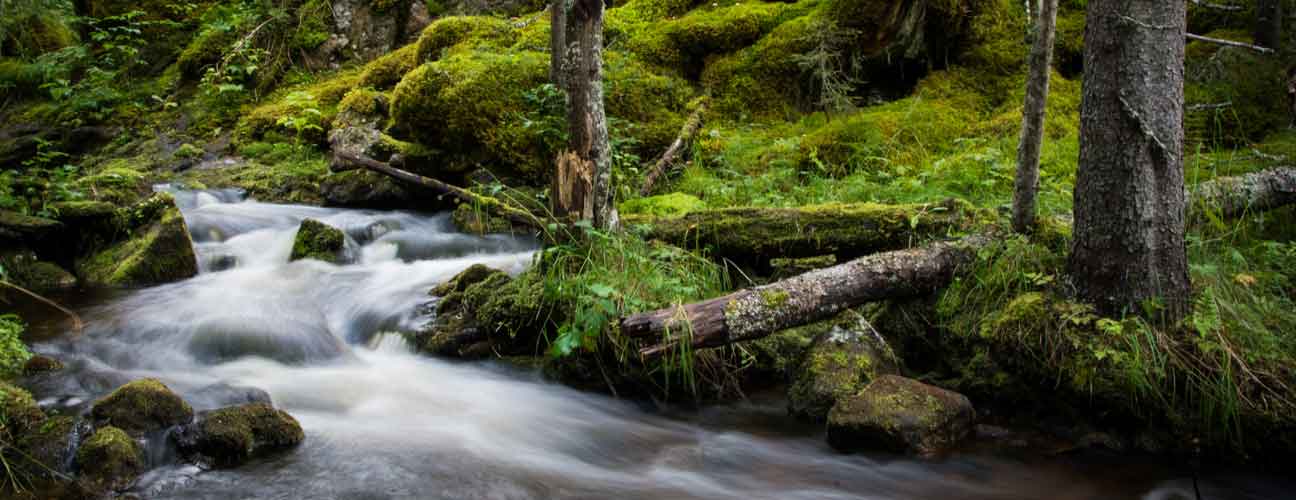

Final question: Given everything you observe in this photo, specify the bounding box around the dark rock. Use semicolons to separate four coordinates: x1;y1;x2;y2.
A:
19;415;85;477
826;375;974;457
0;250;77;291
321;169;419;209
91;378;194;436
788;315;898;421
75;426;144;492
187;383;272;411
289;218;348;264
173;403;304;468
23;355;66;375
0;210;62;245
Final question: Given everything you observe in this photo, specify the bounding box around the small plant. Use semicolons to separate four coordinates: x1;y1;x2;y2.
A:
275;91;325;146
8;139;83;217
0;314;30;379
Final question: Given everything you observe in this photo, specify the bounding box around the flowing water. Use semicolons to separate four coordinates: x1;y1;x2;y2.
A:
17;189;1291;499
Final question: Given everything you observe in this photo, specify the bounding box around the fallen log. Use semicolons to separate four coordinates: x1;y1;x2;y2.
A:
626;200;974;270
335;152;545;230
624;235;991;357
1191;166;1296;220
640;101;707;196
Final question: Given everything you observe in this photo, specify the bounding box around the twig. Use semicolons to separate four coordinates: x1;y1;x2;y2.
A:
1187;33;1275;54
640;100;707;196
0;281;83;335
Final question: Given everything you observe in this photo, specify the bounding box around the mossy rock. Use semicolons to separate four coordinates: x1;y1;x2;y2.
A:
173;403;305;468
0;251;77;291
415;16;517;63
431;263;504;298
826;375;974;456
23;355;65;375
450;203;515;235
49;201;117;220
75;193;199;287
0;210;61;244
90;378;195;436
0;381;46;442
788;315;899;421
619;193;706;218
359;42;420;89
289;218;347;264
74;426;144;492
320;169;421;209
625;1;811;74
18;415;81;478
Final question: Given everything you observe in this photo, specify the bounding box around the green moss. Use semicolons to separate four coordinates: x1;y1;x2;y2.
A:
337;88;387;121
75;426;144;490
289;218;346;263
701;13;820;120
0;252;76;291
78;162;151;206
359;43;420;89
294;0;335;50
956;0;1028;76
626;1;812;72
619;193;706;218
416;16;517;63
0;381;45;442
236;70;363;143
451;203;515;235
181;148;329;204
76;194;199;287
786;311;898;421
181;403;304;468
90;378;194;436
825;375;973;455
16;415;75;478
178;23;241;79
175;143;204;160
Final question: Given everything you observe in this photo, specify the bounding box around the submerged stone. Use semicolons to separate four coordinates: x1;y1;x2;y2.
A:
289;218;348;264
75;426;144;492
173;402;305;468
90;378;194;436
826;375;974;457
75;193;199;287
788;317;899;422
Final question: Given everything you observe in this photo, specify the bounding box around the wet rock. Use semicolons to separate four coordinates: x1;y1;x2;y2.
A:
186;316;347;365
75;193;199;287
826;375;974;457
321;169;419;209
788;316;898;421
19;415;84;476
290;218;348;264
0;250;77;291
91;379;194;436
173;402;305;468
415;265;509;358
451;203;515;235
187;383;272;411
23;355;66;375
431;263;502;298
75;426;144;492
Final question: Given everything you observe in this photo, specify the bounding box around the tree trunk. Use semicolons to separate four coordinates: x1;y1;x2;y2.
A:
622;235;990;357
1255;0;1283;49
554;0;616;229
1012;0;1060;234
1070;0;1191;321
550;0;567;89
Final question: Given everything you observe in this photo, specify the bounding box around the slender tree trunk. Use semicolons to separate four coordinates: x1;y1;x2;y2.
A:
549;0;567;89
1255;0;1283;49
554;0;616;229
1012;0;1059;234
1070;0;1191;322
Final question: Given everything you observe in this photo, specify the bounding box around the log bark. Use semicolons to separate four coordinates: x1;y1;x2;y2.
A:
624;235;991;357
1191;166;1296;220
627;200;971;269
550;0;567;89
1072;0;1191;321
334;152;544;229
640;101;707;196
1012;0;1059;234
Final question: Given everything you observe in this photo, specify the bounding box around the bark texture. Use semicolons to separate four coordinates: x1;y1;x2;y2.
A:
1012;0;1059;233
555;0;616;229
626;200;971;269
1071;0;1191;321
1255;0;1283;49
641;100;707;196
623;236;989;357
549;0;567;88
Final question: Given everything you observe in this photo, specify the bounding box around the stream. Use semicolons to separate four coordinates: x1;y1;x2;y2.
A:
15;188;1292;499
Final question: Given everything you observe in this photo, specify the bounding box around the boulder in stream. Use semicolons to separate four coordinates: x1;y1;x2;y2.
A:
788;315;899;422
75;426;144;492
75;193;199;287
289;218;348;264
826;375;974;457
173;402;305;468
91;378;194;436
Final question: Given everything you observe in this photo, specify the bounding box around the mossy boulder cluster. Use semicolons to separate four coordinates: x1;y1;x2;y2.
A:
826;374;975;457
90;378;195;435
788;316;900;421
290;218;349;264
413;264;545;357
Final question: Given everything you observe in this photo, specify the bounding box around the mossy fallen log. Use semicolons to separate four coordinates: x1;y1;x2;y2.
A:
626;199;974;269
640;99;706;196
1191;166;1296;220
623;235;991;357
